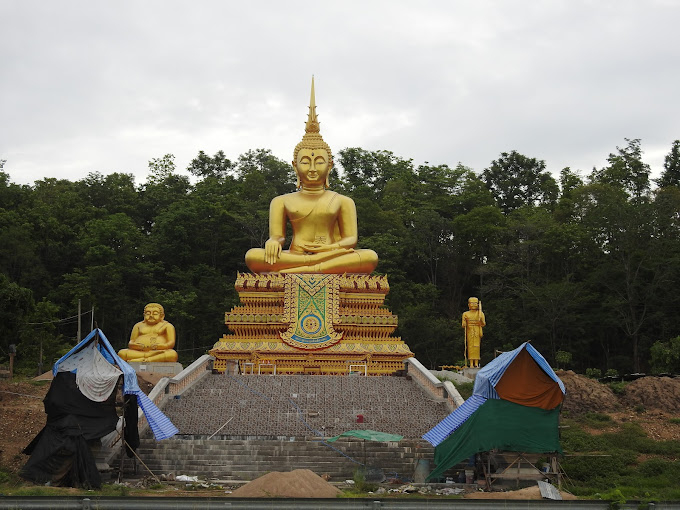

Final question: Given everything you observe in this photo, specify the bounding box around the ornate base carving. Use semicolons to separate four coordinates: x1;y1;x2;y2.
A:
210;273;413;375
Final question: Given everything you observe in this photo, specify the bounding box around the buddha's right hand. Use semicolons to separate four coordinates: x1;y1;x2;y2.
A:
264;239;282;265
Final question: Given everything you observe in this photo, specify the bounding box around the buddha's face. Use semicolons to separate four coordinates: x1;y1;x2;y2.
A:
144;306;164;325
294;148;332;187
468;299;479;311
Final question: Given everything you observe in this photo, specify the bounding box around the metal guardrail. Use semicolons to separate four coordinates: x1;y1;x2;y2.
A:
0;497;676;510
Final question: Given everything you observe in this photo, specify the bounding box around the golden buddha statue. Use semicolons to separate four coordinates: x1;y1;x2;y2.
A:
118;303;178;362
245;78;378;274
462;297;485;368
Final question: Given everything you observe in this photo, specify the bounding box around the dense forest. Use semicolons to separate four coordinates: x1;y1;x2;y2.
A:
1;138;680;376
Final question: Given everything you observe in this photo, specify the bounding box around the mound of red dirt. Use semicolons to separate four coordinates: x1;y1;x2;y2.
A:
228;469;342;498
556;370;619;415
620;376;680;413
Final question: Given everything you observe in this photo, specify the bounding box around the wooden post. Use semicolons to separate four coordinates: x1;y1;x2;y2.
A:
9;352;15;379
77;299;82;342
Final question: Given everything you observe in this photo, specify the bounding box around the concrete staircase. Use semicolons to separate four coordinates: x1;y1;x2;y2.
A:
135;436;433;481
127;372;454;481
161;373;450;439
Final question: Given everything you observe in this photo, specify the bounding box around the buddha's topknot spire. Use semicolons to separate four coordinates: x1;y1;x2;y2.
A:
294;76;332;166
306;76;320;134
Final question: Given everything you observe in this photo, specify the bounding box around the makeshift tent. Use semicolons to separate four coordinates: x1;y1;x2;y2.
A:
423;342;565;481
21;329;177;488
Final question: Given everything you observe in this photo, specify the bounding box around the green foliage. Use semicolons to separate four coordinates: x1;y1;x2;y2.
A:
351;468;378;493
649;336;680;374
580;412;612;428
586;368;602;379
598;488;626;508
0;467;13;484
656;139;680;187
1;139;679;376
555;350;572;368
607;381;627;395
561;416;680;500
452;381;474;400
99;483;131;496
604;369;619;378
482;150;558;213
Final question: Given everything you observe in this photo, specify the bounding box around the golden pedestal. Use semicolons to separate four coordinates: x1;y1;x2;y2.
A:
209;273;413;375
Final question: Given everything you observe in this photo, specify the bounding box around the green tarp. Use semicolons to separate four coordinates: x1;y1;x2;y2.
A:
326;430;403;443
427;398;562;481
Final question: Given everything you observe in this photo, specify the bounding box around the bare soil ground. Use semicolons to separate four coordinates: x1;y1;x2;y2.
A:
557;370;680;441
0;379;49;473
0;374;154;474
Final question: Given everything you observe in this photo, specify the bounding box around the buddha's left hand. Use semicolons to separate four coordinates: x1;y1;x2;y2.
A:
300;242;352;253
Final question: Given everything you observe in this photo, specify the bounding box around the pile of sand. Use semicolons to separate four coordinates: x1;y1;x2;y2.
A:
228;469;341;498
465;485;577;500
621;376;680;413
556;370;618;415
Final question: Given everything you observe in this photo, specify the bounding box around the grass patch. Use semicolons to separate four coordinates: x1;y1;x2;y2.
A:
452;381;474;400
607;381;627;395
579;412;613;429
27;379;50;387
2;486;76;497
670;417;680;425
99;483;131;496
561;417;680;501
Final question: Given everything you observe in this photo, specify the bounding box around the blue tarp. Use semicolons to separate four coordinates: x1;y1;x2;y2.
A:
423;342;565;447
54;329;178;441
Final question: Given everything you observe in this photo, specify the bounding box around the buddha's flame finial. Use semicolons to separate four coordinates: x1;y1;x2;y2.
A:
294;77;333;172
306;76;320;134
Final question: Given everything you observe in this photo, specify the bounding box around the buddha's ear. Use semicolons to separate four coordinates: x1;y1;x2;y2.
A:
325;160;333;188
292;160;301;189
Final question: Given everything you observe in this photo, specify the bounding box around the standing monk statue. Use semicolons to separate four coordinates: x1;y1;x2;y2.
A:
462;297;485;368
245;78;378;274
118;303;178;362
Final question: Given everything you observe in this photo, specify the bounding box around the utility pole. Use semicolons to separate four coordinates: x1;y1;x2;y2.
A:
9;344;16;379
77;299;82;341
37;341;43;377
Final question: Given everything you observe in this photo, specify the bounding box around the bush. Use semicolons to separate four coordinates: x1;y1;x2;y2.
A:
607;381;627;395
555;350;572;369
586;368;602;379
352;468;378;493
649;336;680;374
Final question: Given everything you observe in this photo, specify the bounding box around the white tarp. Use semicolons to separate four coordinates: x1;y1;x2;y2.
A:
58;341;122;402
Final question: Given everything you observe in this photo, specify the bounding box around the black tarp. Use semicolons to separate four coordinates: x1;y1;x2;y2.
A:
20;371;119;488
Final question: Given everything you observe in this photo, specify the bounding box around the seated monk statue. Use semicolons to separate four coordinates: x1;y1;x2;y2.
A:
245;79;378;274
118;303;178;362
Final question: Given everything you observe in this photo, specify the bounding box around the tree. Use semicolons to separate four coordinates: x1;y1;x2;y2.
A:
591;138;651;199
656;140;680;188
482;151;558;213
574;182;671;372
187;150;235;179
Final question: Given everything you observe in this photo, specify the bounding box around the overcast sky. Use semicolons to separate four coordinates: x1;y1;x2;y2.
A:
1;1;679;187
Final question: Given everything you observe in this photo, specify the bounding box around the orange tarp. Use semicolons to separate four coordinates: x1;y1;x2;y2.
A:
494;348;563;410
